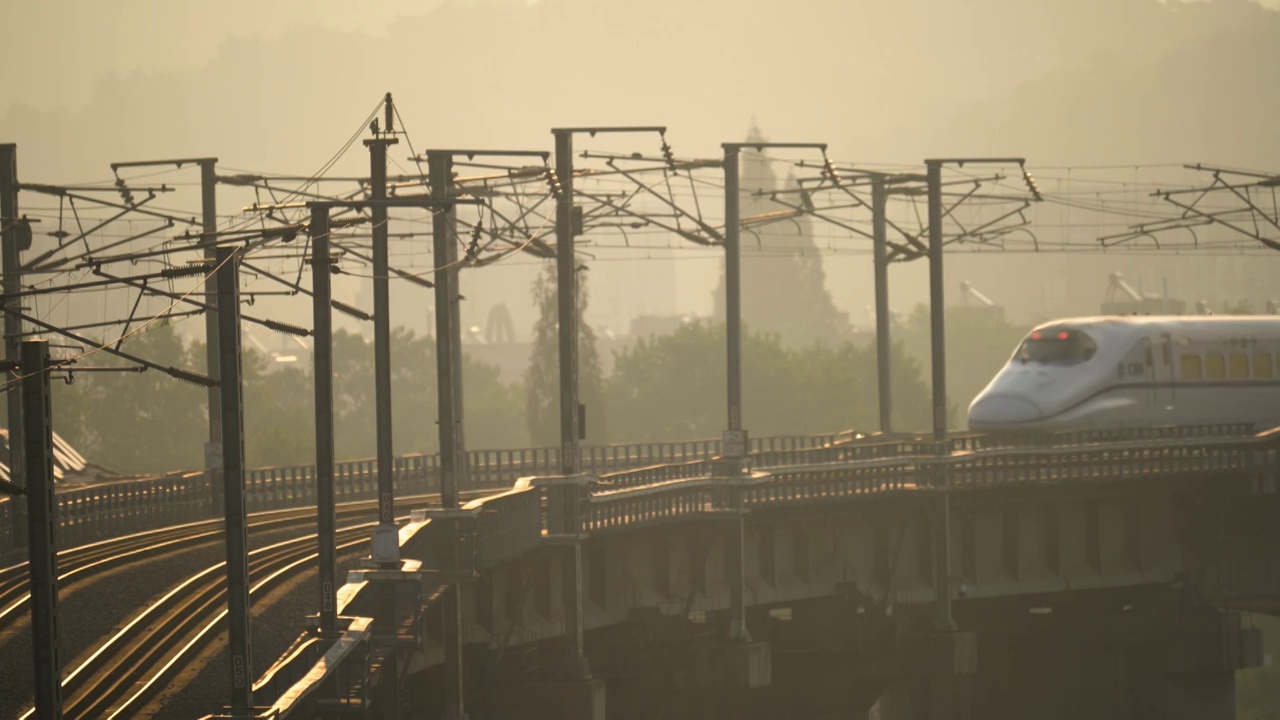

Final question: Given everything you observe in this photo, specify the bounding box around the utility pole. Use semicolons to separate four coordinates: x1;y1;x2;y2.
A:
721;142;752;646
871;175;892;434
428;151;466;510
789;163;929;435
215;244;254;715
923;156;1028;441
926;160;947;444
719;142;826;463
553;130;580;476
423;147;547;717
722;145;744;462
551;126;665;678
721;140;825;645
923;156;1027;633
2;144;26;547
309;205;338;636
923;159;955;635
200;160;222;505
22;339;62;720
429;150;467;720
303;194;480;720
365;96;400;567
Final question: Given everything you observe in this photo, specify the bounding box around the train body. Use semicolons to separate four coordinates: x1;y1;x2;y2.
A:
967;316;1280;431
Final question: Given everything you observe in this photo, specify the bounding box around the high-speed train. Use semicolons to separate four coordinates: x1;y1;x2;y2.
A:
968;316;1280;431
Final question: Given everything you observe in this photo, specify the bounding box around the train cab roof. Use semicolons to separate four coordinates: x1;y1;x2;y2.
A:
1027;315;1280;342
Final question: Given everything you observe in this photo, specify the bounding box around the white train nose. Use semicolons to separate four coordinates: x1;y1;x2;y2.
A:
969;394;1043;427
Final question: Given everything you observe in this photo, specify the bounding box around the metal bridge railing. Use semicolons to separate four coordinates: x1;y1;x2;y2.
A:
0;424;1260;559
0;434;821;558
579;424;1274;534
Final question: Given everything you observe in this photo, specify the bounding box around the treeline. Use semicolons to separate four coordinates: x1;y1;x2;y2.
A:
49;305;1029;476
50;323;933;476
51;325;526;475
600;322;931;442
897;304;1029;424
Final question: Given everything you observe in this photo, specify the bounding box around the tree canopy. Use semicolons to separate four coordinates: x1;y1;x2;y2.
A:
51;323;528;475
524;261;607;446
603;321;931;442
897;304;1029;427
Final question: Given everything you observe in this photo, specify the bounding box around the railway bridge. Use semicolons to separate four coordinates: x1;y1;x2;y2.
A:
223;424;1280;720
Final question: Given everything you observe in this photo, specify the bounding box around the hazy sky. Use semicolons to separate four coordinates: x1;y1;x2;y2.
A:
1;0;1277;117
2;1;445;111
0;0;1272;188
2;0;1277;340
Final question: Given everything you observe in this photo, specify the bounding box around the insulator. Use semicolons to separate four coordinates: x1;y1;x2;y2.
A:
166;366;217;387
160;264;213;279
822;158;841;185
661;138;677;172
114;177;136;207
466;221;483;263
262;319;311;337
544;168;563;199
331;300;373;322
1020;164;1043;202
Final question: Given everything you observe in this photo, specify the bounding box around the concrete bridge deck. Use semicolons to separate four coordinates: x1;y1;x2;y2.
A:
237;424;1280;719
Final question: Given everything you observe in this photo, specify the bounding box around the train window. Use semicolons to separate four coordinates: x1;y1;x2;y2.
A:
1181;354;1202;380
1255;352;1274;379
1205;353;1225;380
1229;353;1249;379
1015;328;1097;365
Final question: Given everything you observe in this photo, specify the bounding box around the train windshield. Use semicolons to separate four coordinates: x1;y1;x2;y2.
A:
1015;328;1097;365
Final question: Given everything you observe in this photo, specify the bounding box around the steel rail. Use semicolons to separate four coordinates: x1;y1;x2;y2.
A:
0;500;394;631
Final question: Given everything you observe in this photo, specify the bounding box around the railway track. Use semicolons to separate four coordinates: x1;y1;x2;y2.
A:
0;505;330;632
34;521;374;719
8;491;481;719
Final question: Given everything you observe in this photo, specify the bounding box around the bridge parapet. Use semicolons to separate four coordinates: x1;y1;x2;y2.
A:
468;479;543;571
3;425;1263;560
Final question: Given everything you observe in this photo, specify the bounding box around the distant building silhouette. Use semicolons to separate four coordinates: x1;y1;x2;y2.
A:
712;124;850;346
